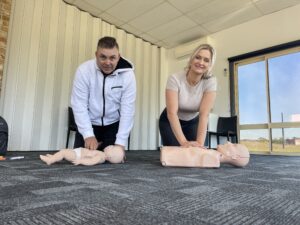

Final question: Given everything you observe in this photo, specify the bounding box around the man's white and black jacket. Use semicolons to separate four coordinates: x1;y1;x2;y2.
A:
71;57;136;147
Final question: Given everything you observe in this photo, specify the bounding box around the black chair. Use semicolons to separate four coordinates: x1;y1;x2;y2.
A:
66;107;78;148
208;115;238;148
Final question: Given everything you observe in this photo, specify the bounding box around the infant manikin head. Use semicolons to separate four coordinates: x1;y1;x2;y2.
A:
104;145;125;164
217;142;250;167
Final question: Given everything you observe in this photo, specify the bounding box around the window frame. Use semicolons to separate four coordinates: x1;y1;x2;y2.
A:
228;40;300;153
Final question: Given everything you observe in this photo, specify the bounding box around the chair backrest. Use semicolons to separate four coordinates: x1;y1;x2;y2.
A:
68;107;77;131
217;116;237;133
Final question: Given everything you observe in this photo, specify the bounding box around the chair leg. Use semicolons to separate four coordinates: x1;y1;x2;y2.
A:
208;134;211;149
229;135;238;143
216;135;220;145
127;135;130;151
66;129;70;148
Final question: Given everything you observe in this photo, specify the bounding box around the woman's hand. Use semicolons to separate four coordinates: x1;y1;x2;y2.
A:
180;141;191;148
180;141;206;148
189;141;203;147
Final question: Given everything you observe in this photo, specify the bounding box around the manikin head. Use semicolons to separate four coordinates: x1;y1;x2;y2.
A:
104;145;125;164
217;142;250;167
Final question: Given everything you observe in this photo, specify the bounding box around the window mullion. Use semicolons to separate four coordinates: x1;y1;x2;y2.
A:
265;58;272;152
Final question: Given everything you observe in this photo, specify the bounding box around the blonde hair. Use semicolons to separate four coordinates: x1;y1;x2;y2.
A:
185;44;216;79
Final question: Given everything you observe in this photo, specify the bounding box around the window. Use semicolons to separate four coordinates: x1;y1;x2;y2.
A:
229;41;300;154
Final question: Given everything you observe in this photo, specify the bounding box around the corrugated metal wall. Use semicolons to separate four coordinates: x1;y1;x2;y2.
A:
0;0;163;151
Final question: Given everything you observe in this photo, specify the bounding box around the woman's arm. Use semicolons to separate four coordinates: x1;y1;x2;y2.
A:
196;91;216;146
166;89;188;146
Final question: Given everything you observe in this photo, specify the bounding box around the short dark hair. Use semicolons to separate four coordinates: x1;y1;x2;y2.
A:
97;36;119;49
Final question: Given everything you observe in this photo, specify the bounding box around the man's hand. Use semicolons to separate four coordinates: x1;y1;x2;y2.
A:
115;144;126;161
84;136;99;150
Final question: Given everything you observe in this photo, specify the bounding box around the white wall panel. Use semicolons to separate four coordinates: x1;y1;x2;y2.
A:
22;0;44;149
131;38;143;150
50;0;67;149
1;0;162;151
78;12;89;65
140;43;150;149
116;28;127;56
39;0;60;149
57;4;75;149
149;46;159;149
85;14;93;60
31;0;52;150
125;34;135;62
12;0;34;149
101;21;111;37
91;18;101;58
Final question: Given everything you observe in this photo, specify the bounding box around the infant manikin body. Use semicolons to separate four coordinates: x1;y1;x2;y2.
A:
160;142;250;168
40;145;125;166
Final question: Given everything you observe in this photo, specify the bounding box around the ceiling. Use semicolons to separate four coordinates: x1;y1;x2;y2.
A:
63;0;300;48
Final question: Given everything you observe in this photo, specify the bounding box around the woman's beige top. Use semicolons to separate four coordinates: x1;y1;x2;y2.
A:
166;71;217;121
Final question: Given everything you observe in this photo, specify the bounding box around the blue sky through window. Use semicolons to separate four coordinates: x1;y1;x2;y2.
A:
238;61;267;124
237;51;300;139
269;51;300;122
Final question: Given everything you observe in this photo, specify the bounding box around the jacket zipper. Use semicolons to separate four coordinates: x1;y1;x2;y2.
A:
101;76;107;126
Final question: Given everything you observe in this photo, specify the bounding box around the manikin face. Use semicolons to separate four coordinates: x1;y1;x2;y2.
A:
217;142;250;167
217;142;236;157
95;47;120;74
190;49;211;75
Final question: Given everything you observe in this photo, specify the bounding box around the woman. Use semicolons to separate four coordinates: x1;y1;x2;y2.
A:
159;44;217;147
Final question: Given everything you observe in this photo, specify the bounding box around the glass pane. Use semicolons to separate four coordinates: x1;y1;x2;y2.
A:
238;61;268;124
240;129;269;152
272;128;300;153
269;52;300;123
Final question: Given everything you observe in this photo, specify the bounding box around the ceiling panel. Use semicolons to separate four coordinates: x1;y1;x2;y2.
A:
127;2;182;31
146;16;197;40
168;0;211;13
106;0;164;21
253;0;300;14
64;0;75;3
71;0;103;17
121;24;143;36
187;0;253;24
202;4;261;33
78;0;122;11
163;26;209;47
139;33;159;45
99;12;125;26
63;0;300;48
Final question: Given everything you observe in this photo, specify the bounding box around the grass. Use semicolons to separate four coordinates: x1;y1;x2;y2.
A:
240;140;300;153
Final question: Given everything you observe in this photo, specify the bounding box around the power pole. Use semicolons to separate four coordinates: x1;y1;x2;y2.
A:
281;112;285;149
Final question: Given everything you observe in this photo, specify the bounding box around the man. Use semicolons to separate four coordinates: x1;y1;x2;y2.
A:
71;36;136;151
